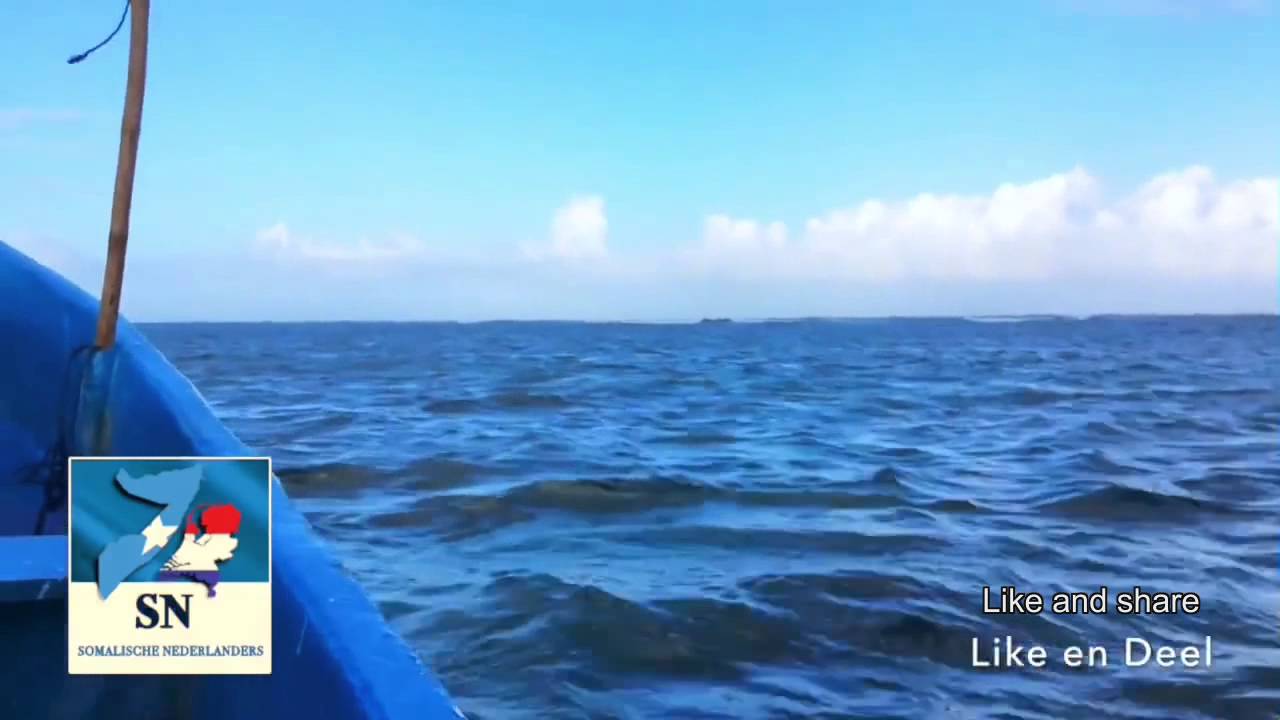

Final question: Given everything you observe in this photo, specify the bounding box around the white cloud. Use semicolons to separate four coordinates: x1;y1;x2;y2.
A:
254;222;424;263
531;195;609;260
5;165;1274;320
702;215;789;254
687;166;1278;284
683;214;791;278
1110;166;1278;277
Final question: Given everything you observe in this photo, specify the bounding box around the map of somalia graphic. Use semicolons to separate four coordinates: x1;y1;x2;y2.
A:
95;466;202;599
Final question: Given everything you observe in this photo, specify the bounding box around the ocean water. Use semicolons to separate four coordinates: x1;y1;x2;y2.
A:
143;316;1278;720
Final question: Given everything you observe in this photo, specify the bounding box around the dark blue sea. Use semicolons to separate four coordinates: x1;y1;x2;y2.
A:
143;316;1279;720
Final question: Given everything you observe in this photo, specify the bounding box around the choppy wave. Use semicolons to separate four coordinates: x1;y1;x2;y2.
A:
145;316;1280;720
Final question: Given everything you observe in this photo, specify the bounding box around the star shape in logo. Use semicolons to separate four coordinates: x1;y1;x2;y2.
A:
140;516;177;554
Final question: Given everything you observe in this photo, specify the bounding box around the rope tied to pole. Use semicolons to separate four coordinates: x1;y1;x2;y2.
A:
68;0;133;65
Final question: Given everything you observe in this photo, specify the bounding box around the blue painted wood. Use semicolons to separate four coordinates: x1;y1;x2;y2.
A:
0;535;66;602
0;240;465;720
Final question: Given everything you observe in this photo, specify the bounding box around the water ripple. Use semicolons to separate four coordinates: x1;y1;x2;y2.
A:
142;316;1280;720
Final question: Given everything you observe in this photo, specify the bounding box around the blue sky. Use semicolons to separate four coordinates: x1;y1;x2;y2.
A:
2;0;1277;320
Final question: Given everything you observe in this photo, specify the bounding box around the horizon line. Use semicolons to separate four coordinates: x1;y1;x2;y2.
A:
131;312;1279;326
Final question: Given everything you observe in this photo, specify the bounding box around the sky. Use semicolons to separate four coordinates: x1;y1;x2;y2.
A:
2;0;1277;321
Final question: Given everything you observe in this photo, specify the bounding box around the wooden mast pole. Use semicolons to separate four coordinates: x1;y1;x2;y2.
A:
94;0;150;350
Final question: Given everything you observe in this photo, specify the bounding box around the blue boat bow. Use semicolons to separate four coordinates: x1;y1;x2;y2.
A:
0;240;464;720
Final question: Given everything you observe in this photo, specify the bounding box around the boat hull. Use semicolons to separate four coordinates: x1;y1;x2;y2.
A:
0;241;463;720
